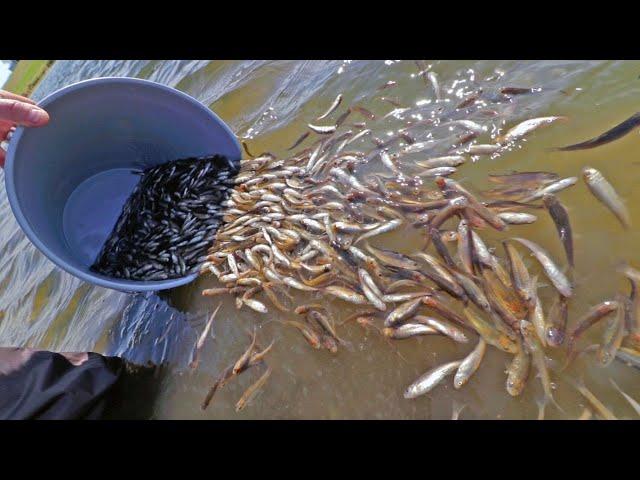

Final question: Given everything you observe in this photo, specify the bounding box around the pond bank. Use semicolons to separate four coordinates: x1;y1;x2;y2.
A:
4;60;55;97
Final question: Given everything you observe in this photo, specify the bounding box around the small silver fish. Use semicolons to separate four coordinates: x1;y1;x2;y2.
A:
500;116;567;143
582;167;630;228
428;72;441;100
511;237;572;297
384;297;424;327
404;360;463;399
415;155;466;169
447;119;486;134
521;177;577;202
464;144;501;155
243;297;268;314
416;166;457;178
413;315;469;343
316;94;343;120
380;150;400;174
497;212;538;224
453;339;486;389
308;123;337;134
355;219;402;244
383;323;438;339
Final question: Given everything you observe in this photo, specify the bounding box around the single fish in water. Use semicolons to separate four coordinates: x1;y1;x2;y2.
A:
520;320;561;412
416;155;466;169
488;171;559;186
521;177;578;202
542;193;574;267
308;123;337;134
499;116;567;143
546;294;569;348
596;297;625;367
454;339;486;389
497;212;538;224
413;315;469;343
510;237;572;298
567;377;617;420
503;240;532;304
464;144;501;156
383;323;438;339
189;302;222;369
582;167;630;229
235;367;272;412
428;72;442;101
555;112;640;151
233;328;258;375
528;276;547;347
287;131;311;151
501;87;536;96
404;360;462;399
506;345;531;397
384;297;425;327
316;94;343;120
565;300;619;365
324;285;369;305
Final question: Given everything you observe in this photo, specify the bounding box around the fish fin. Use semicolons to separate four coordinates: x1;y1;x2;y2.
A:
536;397;546;420
610;378;640;416
451;400;467;420
548;393;565;416
609;378;625;396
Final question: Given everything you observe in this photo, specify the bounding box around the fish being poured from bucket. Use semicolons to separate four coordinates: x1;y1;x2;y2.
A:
90;154;237;281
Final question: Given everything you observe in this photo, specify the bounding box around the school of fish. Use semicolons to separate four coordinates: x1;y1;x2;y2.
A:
198;62;640;418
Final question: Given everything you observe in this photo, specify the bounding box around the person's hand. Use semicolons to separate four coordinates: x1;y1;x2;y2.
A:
0;90;50;168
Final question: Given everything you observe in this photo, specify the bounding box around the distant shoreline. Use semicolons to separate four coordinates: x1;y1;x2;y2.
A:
4;60;55;97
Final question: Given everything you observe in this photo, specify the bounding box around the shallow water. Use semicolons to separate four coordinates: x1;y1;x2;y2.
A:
2;60;640;419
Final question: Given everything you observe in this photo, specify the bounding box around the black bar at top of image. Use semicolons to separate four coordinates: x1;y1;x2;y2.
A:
2;10;639;59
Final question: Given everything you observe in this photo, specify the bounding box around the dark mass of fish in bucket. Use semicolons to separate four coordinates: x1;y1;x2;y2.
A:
94;62;640;417
91;155;237;281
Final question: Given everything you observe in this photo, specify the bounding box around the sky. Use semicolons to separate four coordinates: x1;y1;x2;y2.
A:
0;61;13;88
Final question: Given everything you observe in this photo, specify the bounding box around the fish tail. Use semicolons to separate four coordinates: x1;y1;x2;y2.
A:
548;393;565;416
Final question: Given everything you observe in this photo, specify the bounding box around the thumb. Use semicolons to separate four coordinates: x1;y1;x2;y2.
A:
0;99;49;127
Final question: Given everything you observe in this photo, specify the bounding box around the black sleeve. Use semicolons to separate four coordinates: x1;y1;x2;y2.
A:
0;351;123;420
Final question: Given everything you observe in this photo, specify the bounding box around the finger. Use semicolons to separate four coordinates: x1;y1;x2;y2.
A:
0;99;49;127
0;90;36;105
0;121;13;139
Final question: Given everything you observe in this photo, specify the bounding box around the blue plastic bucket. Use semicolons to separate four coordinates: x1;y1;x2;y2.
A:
4;77;241;292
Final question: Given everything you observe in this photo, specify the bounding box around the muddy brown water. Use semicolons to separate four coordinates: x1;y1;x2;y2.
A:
1;60;639;419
